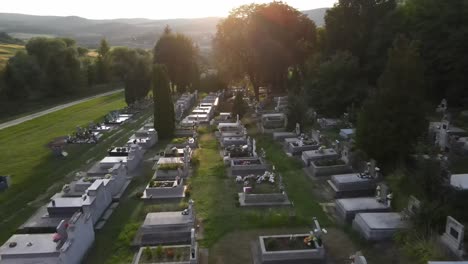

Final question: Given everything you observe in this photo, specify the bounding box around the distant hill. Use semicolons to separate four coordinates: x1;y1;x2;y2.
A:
303;8;329;27
0;8;329;50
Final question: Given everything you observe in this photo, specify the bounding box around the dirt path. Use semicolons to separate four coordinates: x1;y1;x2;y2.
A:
0;89;123;130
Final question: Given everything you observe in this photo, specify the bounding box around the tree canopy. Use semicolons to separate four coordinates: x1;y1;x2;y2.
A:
153;27;199;94
214;2;317;99
356;36;428;167
109;47;152;104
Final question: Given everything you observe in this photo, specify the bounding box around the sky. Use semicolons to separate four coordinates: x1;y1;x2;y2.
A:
1;0;337;20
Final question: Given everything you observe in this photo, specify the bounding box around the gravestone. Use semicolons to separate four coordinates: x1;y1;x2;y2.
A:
312;130;321;143
441;216;466;258
350;251;367;264
253;139;257;157
437;98;448;113
296;123;301;136
436;119;450;151
401;195;421;220
341;145;350;164
0;176;11;191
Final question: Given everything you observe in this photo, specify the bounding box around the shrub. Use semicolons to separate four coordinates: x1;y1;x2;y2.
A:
155;245;164;259
191;151;200;167
143;246;152;261
265;238;278;251
135;191;143;199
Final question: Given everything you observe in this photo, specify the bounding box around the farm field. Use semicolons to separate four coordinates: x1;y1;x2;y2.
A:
0;43;24;68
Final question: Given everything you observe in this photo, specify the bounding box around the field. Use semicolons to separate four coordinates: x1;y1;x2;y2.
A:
0;92;131;243
0;43;24;68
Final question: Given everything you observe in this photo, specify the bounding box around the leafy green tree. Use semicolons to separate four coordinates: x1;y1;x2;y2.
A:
214;2;317;100
109;47;152;104
24;37;83;96
153;28;199;93
286;93;308;130
153;64;175;139
3;51;41;99
356;36;428;168
404;0;468;105
306;51;367;117
323;0;397;63
96;38;111;83
232;91;247;119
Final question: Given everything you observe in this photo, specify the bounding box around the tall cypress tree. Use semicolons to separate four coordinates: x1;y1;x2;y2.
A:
153;64;175;139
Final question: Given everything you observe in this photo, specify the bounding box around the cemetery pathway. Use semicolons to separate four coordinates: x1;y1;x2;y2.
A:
0;89;124;130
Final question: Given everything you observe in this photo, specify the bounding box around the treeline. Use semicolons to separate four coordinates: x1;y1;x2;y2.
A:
0;32;23;45
0;37;116;101
0;27;226;106
214;0;468;168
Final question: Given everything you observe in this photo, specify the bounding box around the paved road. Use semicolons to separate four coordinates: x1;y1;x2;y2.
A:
0;89;124;130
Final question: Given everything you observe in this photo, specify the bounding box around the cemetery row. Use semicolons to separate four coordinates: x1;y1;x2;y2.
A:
252;94;468;263
211;98;331;263
130;91;225;264
0;99;158;264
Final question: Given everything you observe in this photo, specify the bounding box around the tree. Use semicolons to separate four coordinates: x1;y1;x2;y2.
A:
286;93;308;130
3;51;41;99
153;28;199;93
323;0;397;63
214;2;317;100
356;36;428;168
96;38;111;83
306;51;367;117
232;91;247;119
24;37;83;96
153;64;175;139
109;47;152;104
404;0;468;105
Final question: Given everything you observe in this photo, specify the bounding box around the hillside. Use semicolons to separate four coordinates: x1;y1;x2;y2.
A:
0;8;328;49
0;43;24;69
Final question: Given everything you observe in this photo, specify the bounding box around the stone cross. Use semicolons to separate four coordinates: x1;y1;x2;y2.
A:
311;217;326;241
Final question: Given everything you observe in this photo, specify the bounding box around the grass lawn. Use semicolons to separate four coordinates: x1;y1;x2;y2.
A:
0;92;135;243
189;126;329;249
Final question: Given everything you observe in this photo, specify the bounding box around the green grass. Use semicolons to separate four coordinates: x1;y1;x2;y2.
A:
0;43;24;69
190;128;329;248
0;92;131;243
